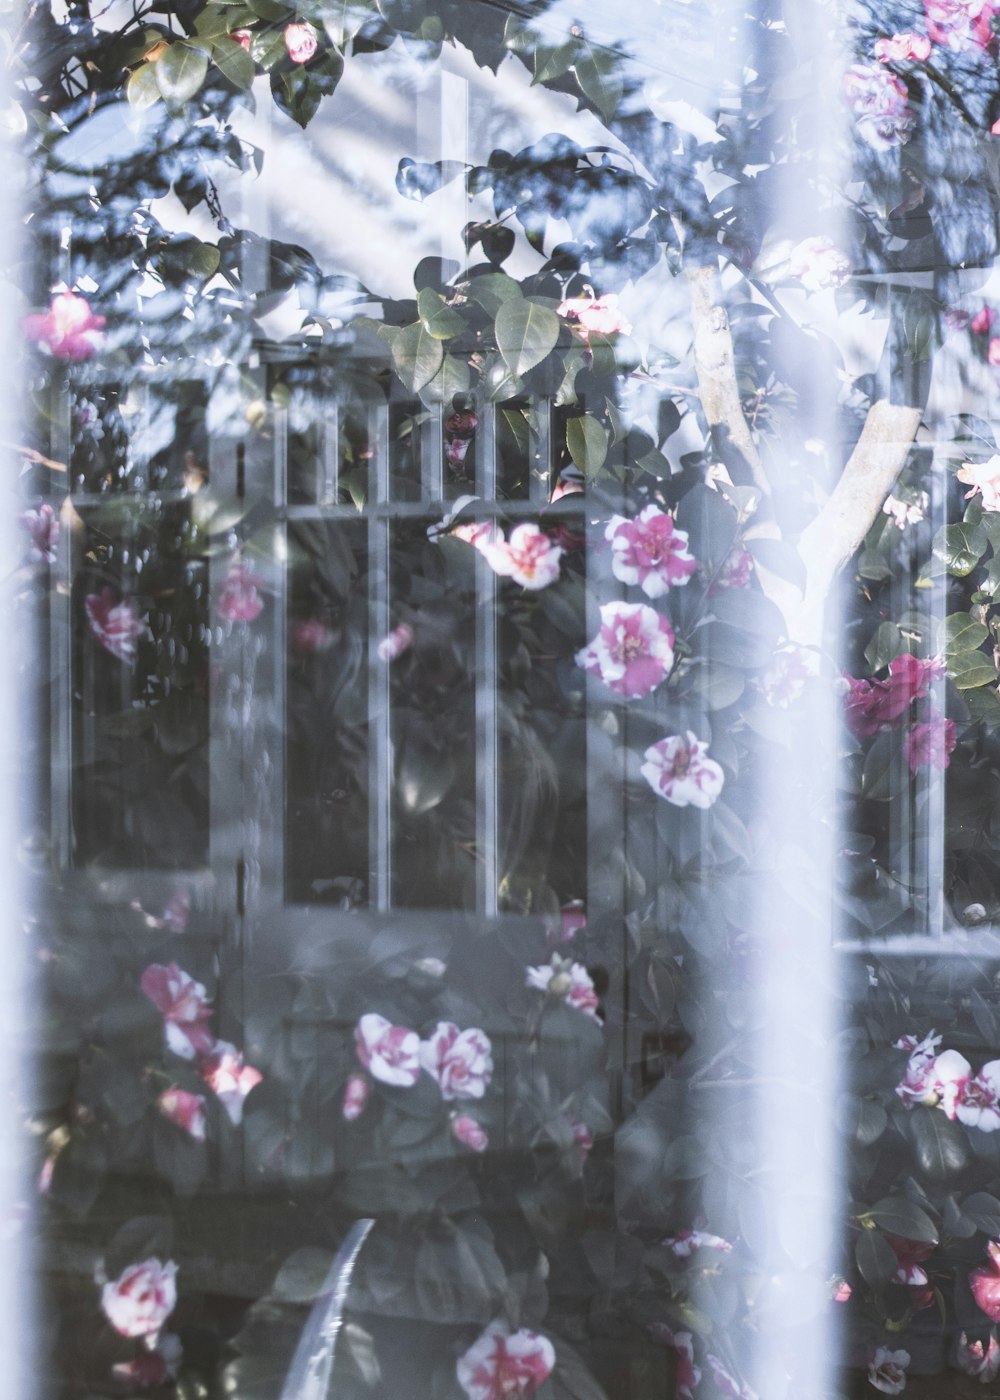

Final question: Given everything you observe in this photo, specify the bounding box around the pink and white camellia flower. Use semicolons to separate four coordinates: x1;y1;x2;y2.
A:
956;1329;1000;1381
230;28;252;49
284;21;318;63
21;504;59;563
215;561;264;623
576;601;675;699
874;31;933;61
200;1041;262;1125
377;623;413;661
354;1012;421;1087
904;710;957;775
342;1073;370;1121
949;1056;1000;1131
990;338;1000;367
85;588;148;666
972;1243;1000;1320
140;962;215;1060
842;63;915;149
641;732;724;809
556;293;632;342
712;544;754;592
706;1354;758;1400
971;306;997;335
291;619;334;653
157;1088;207;1142
24;291;106;361
958;455;1000;511
894;1030;942;1107
883;492;926;528
525;957;601;1021
456;1320;556;1400
420;1021;494;1100
867;1348;910;1395
571;1119;594;1160
924;0;996;52
112;1332;183;1387
476;523;563;590
651;1327;700;1400
452;1113;489;1152
786;236;851;292
665;1229;733;1257
604;505;696;598
101;1258;177;1339
759;644;817;709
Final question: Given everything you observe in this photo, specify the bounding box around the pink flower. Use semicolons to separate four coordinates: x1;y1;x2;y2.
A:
604;505;696;598
557;293;631;342
956;1330;1000;1381
456;1321;555;1400
894;1030;942;1107
933;1047;974;1119
759;644;817;708
452;1114;489;1152
420;1022;493;1100
140;962;214;1060
24;291;106;361
377;623;413;661
101;1258;177;1338
157;1088;207;1141
85;588;147;666
955;1060;1000;1131
112;1334;183;1387
711;545;754;591
842;653;944;738
342;1073;370;1121
924;0;996;52
882;492;926;528
706;1355;758;1400
200;1041;262;1125
571;1120;594;1160
843;63;914;149
972;1243;1000;1320
786;236;851;291
446;411;479;437
641;732;724;809
959;454;1000;510
831;1276;852;1303
576;601;675;698
284;21;318;63
655;1328;700;1400
990;339;1000;366
21;504;58;563
972;306;997;334
447;436;472;466
868;1347;909;1395
874;31;933;61
354;1013;421;1087
665;1229;733;1257
291;619;334;652
886;1234;936;1310
160;887;191;933
230;28;252;49
558;900;586;943
526;957;601;1021
215;562;264;622
904;710;957;775
476;523;563;590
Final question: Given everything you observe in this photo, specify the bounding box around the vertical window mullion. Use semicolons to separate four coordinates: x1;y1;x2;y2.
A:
369;398;392;912
476;400;499;917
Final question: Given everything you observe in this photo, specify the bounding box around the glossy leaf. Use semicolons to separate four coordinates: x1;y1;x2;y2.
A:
566;414;608;478
392;319;445;393
156;41;210;105
495;296;560;377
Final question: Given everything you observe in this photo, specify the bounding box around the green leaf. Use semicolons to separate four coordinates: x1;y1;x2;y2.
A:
864;622;904;675
907;1108;970;1180
126;61;162;110
246;0;291;18
689;660;745;710
573;38;622;124
676;484;739;572
212;35;256;88
416;286;465;340
392;319;444;393
867;1196;938;1244
495;296;559;377
948;650;997;689
467;271;521;318
533;40;576;83
855;1227;896;1290
420;353;471;405
321;0;373;46
942;612;990;653
932;522;988;577
397;739;454;814
156;40;210;105
961;1191;1000;1236
566;414;608;478
860;730;898;802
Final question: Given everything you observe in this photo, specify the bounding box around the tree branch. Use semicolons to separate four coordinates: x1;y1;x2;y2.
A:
686;264;771;500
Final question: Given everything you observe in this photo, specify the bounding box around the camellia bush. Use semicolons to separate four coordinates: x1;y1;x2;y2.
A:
16;0;1000;1397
